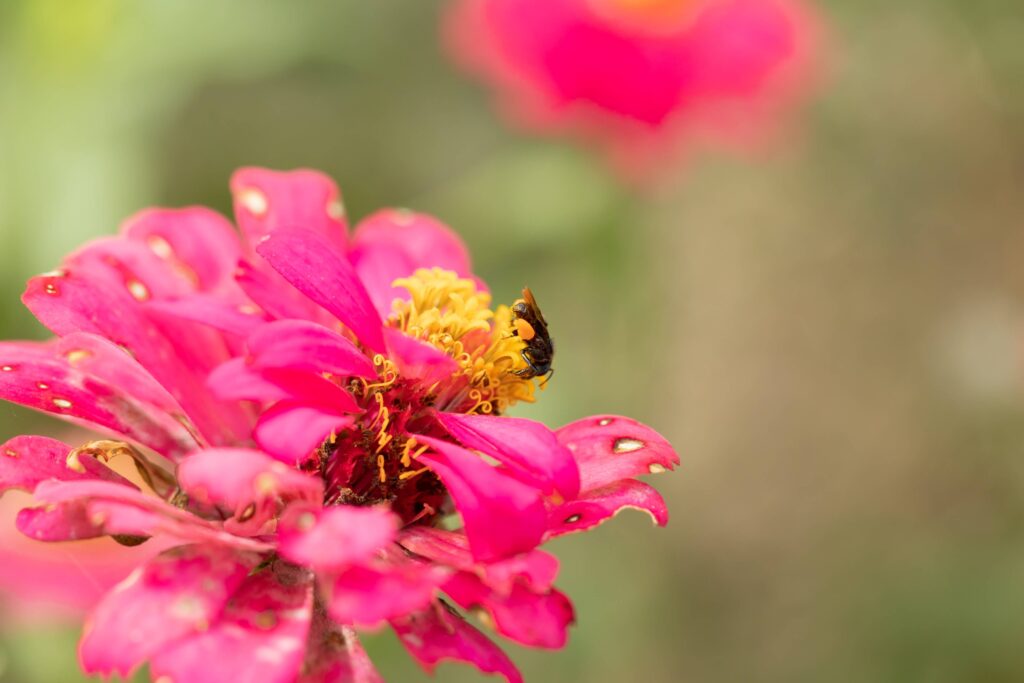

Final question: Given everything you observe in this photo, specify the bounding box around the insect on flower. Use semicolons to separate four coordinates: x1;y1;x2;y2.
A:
511;287;554;382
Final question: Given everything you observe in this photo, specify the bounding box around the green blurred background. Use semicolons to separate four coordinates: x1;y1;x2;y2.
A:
3;0;1024;681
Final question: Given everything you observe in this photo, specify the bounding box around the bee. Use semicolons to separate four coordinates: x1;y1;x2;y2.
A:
510;287;554;382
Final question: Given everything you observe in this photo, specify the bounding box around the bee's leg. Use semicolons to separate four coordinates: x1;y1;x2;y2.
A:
539;368;555;387
513;351;542;377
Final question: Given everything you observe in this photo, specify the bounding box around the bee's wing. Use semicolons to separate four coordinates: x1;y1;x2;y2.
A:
522;287;548;325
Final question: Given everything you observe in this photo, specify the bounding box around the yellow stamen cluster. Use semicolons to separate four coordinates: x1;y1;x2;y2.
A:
389;268;537;414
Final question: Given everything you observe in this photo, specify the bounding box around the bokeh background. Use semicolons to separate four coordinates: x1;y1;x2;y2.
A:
2;0;1024;681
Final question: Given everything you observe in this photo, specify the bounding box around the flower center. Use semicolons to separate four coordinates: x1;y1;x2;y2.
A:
588;0;696;34
315;268;545;521
389;268;537;415
314;362;444;522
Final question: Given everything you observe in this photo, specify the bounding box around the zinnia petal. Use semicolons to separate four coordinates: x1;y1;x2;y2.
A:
444;572;575;648
178;448;323;535
211;360;361;412
545;478;669;539
27;479;271;550
349;209;472;316
323;563;446;628
383;327;460;387
149;569;312;683
231;167;348;252
437;413;580;499
235;258;330;324
54;333;184;414
121;206;243;290
278;503;397;572
22;254;251;447
207;358;294;403
0;341;197;458
415;436;546;562
556;414;678;492
0;435;132;494
248;319;377;379
398;526;559;594
686;0;809;97
148;294;267;338
256;231;386;353
16;501;114;543
391;601;523;683
79;544;256;678
254;402;356;466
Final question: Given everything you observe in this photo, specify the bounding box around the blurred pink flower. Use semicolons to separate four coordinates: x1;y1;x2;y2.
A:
0;168;678;682
445;0;821;178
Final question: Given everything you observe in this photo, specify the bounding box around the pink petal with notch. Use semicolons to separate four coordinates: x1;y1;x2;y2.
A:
556;414;678;492
545;478;669;539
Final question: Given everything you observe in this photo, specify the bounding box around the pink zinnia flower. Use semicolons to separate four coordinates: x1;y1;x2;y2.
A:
446;0;820;177
0;168;678;682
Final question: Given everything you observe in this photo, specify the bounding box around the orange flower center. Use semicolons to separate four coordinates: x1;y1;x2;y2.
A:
589;0;696;34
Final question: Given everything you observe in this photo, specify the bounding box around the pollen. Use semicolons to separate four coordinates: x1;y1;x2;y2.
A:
388;268;539;414
513;318;536;341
